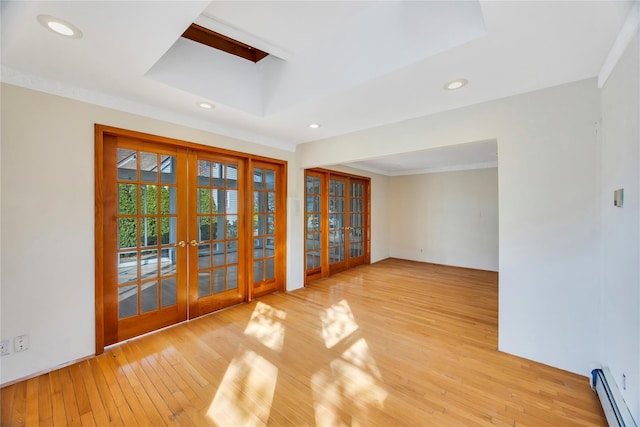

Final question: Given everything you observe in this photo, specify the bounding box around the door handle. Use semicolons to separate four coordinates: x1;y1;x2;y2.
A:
190;240;205;247
173;241;186;248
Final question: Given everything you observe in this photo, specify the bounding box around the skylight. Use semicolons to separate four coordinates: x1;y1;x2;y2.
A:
182;23;269;63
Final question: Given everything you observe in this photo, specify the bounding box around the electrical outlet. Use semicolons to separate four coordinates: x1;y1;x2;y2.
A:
622;374;627;390
14;334;29;352
0;340;10;356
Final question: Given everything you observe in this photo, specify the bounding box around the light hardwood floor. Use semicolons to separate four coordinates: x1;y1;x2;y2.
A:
2;259;605;426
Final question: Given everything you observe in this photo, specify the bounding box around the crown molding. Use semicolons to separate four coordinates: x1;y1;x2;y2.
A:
1;65;297;152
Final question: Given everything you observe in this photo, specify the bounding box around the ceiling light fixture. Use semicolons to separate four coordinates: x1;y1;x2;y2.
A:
308;123;321;129
198;102;214;109
444;78;468;90
37;15;82;38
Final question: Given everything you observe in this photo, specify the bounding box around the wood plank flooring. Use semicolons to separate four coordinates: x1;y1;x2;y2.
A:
2;259;606;426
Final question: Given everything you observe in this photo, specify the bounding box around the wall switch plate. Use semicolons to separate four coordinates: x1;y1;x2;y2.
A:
0;340;10;356
14;334;29;352
614;188;624;207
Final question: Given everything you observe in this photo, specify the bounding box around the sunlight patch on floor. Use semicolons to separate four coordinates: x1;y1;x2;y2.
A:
313;300;388;425
321;299;359;349
330;338;387;410
311;338;388;425
244;301;287;352
207;350;278;426
311;368;347;426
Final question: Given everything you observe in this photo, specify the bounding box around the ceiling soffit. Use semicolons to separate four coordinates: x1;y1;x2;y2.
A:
344;140;498;176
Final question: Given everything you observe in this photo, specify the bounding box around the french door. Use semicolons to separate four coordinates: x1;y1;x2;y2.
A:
304;169;370;284
101;137;188;345
304;171;323;282
328;176;367;275
250;162;282;298
96;126;286;352
188;153;245;317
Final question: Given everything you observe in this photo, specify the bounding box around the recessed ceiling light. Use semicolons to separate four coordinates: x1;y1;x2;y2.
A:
444;78;468;90
197;102;214;109
37;15;82;38
308;123;321;129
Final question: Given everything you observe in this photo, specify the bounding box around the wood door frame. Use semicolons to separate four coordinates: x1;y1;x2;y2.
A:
303;168;371;285
95;124;287;354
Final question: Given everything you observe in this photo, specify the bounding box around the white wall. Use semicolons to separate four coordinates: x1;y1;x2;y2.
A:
299;78;602;376
0;84;302;384
600;32;639;420
388;168;498;271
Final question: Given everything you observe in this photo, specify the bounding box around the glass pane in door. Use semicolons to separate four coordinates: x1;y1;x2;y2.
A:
350;182;365;258
305;175;322;271
329;179;346;264
253;168;277;283
116;149;179;319
195;161;240;297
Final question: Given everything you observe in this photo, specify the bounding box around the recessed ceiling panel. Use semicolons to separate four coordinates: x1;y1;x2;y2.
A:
147;37;263;115
147;1;486;118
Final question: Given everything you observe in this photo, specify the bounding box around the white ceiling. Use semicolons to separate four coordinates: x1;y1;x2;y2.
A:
0;1;634;174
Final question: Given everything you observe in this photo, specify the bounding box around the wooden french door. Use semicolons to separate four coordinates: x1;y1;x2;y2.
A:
304;171;324;282
188;153;246;317
329;176;367;274
304;169;370;283
250;162;285;298
96;126;286;352
100;135;189;345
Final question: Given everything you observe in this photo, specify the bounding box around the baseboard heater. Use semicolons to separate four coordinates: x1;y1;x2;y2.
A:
591;368;637;427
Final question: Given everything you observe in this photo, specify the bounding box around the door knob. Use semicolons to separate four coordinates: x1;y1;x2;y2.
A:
190;240;204;247
175;241;186;248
